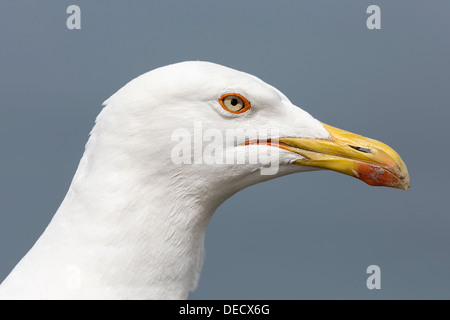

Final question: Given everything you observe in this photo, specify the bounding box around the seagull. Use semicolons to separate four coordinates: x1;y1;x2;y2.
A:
0;61;409;299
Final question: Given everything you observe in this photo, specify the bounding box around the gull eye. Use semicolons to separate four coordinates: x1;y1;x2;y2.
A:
219;93;251;114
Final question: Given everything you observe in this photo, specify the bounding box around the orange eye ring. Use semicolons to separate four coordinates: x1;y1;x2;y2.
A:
219;93;251;114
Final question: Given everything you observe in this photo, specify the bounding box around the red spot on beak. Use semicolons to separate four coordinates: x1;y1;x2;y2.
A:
356;162;400;188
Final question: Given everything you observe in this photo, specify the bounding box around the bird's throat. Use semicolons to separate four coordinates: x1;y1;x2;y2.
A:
1;153;217;299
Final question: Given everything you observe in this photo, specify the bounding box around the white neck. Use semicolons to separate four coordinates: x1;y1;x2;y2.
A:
0;115;222;299
0;61;315;299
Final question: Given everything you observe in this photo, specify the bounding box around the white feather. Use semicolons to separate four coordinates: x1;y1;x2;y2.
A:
0;61;329;299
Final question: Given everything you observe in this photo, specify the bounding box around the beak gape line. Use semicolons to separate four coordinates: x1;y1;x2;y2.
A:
279;123;410;190
169;121;410;189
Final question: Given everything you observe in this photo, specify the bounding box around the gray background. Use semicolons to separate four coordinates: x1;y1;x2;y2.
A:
1;1;449;299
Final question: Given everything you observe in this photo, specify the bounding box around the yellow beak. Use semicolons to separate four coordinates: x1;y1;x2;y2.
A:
278;123;410;190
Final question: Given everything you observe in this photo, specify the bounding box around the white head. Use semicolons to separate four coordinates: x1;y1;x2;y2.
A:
92;61;408;202
91;62;326;205
0;61;408;299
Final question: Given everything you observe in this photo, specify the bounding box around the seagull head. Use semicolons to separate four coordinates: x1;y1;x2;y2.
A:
99;61;409;200
0;61;410;300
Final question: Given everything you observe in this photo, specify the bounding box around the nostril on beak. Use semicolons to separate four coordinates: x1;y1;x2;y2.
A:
349;145;371;154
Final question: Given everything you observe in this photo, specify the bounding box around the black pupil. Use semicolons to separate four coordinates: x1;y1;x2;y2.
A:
231;98;239;106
